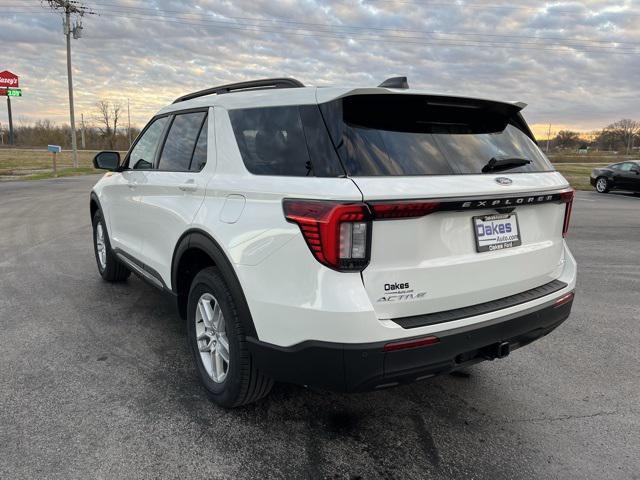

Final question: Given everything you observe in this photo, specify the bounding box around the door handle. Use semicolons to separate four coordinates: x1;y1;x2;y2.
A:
179;180;197;192
127;181;137;189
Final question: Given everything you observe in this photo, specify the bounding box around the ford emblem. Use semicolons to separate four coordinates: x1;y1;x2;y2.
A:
495;177;513;186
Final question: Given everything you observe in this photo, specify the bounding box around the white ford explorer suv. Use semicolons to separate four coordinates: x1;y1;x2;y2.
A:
90;77;576;407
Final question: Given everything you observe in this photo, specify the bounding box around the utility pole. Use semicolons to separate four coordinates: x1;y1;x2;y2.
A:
127;98;132;147
81;113;86;149
44;1;95;167
546;124;552;153
65;6;78;166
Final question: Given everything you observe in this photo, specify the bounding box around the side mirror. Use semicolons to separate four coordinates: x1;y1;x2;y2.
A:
93;151;120;171
632;167;640;174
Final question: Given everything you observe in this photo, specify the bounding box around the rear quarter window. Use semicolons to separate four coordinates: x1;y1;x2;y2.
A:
228;105;343;177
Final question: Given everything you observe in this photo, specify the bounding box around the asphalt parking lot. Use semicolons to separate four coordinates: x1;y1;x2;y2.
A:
1;175;638;479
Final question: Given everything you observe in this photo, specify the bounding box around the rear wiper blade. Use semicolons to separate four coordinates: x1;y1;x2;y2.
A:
481;156;531;173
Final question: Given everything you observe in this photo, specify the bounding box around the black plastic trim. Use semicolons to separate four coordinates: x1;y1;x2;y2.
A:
171;229;258;338
246;293;573;392
393;279;567;329
113;248;168;290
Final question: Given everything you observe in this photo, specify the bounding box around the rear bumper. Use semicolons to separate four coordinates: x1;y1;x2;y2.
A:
247;294;574;392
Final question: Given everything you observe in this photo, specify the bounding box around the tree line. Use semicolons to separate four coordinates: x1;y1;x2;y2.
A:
1;101;141;151
549;119;639;153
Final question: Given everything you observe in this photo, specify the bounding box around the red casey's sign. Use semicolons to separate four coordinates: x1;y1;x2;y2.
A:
0;71;19;88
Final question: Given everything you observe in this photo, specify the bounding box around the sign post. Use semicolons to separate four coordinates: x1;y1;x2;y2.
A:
6;96;13;145
0;71;20;146
48;145;62;177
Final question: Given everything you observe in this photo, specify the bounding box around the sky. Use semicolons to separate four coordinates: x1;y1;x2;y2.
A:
1;0;639;139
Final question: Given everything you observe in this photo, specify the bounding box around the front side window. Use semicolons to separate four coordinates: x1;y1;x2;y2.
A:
128;116;169;170
158;111;207;171
618;162;634;172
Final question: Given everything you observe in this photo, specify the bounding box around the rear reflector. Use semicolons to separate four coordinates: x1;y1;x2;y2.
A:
560;189;574;238
383;335;440;352
553;291;574;308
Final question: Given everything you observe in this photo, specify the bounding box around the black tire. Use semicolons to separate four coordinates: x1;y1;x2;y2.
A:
92;210;131;282
187;267;273;407
595;176;610;193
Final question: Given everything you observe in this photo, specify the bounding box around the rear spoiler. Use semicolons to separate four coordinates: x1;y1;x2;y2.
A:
316;88;537;143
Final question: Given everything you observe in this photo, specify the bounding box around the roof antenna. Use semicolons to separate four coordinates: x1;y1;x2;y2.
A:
378;76;409;89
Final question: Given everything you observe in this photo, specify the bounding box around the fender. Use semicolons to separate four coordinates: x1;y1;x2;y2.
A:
172;229;258;339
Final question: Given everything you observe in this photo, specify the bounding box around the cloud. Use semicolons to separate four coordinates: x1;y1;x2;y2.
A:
0;0;638;135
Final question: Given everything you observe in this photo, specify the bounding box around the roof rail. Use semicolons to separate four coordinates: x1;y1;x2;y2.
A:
173;77;305;104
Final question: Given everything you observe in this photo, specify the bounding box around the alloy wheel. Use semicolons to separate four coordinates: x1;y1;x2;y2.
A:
195;293;230;383
95;223;107;270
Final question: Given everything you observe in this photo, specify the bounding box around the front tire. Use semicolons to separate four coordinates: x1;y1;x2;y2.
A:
92;210;131;282
187;267;273;407
595;177;610;193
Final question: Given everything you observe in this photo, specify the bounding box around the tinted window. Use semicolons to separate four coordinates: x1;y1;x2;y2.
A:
319;95;553;176
229;105;343;177
158;112;206;171
190;117;208;171
128;116;168;169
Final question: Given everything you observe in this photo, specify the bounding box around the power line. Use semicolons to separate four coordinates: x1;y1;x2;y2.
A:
8;2;640;48
367;0;640;18
83;9;640;54
7;4;640;55
65;2;640;49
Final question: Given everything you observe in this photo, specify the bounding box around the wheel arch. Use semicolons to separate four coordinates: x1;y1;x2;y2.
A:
90;191;101;221
171;229;258;338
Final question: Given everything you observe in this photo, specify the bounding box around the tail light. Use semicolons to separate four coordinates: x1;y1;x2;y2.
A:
283;200;371;271
560;189;574;238
369;200;441;219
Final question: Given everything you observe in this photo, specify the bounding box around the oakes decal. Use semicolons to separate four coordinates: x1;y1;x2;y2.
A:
476;221;512;237
378;282;427;302
384;282;409;291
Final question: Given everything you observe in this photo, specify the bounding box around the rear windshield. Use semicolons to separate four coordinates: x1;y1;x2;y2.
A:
319;94;553;176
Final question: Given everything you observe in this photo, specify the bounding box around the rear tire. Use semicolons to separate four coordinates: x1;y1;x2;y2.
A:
92;210;131;282
595;177;610;193
187;267;273;407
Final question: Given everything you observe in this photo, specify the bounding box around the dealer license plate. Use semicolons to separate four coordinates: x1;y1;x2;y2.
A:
473;213;521;252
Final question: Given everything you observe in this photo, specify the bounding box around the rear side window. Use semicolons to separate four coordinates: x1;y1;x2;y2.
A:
319;94;553;176
228;105;343;177
158;111;207;171
128;116;169;170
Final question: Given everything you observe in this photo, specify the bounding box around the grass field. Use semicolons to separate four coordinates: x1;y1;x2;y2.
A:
551;163;606;190
0;148;123;181
0;147;632;190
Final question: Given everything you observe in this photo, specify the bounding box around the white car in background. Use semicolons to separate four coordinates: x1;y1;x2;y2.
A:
89;77;576;407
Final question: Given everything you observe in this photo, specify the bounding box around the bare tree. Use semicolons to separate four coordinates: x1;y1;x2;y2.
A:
606;119;640;154
95;100;122;149
554;130;580;150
